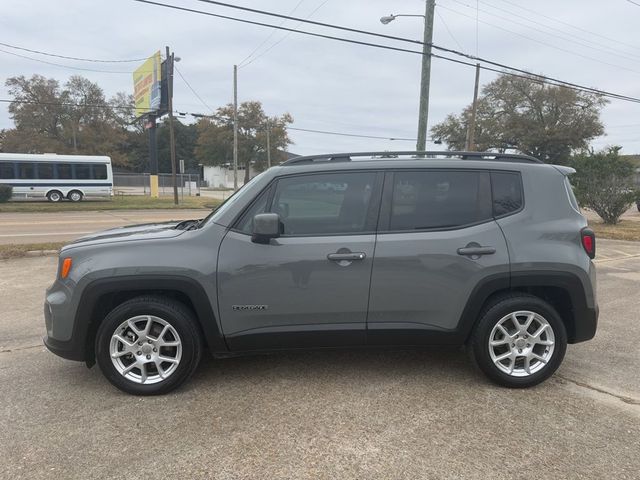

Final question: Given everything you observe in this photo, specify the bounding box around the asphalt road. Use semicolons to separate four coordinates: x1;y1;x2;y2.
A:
0;209;205;245
0;239;639;479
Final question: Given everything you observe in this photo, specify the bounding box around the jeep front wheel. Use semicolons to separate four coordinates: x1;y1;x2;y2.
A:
95;296;202;395
470;294;567;388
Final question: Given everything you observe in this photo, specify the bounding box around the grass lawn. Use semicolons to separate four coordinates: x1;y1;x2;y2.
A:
0;242;65;259
589;220;640;242
0;195;219;213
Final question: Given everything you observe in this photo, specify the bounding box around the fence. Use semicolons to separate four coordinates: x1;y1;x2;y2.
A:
113;173;201;197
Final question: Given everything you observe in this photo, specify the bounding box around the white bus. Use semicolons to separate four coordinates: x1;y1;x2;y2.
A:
0;153;113;202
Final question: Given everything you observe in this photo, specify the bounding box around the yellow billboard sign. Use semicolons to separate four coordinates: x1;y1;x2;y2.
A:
133;51;162;117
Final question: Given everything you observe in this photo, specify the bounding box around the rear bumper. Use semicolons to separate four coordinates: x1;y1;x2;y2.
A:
569;305;599;344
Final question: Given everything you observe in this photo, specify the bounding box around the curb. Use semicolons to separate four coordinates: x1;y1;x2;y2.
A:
25;250;58;257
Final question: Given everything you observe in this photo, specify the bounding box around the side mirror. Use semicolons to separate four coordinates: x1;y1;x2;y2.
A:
251;213;280;244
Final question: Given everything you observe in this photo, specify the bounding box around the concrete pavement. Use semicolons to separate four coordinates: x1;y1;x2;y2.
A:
0;209;205;245
0;239;638;479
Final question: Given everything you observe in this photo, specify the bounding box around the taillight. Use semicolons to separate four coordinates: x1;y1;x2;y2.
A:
581;228;596;259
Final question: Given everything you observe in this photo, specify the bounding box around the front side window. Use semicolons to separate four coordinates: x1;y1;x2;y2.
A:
268;172;377;236
491;171;523;217
388;170;492;231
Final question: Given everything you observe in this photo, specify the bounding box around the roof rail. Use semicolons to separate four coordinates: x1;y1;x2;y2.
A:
280;150;543;165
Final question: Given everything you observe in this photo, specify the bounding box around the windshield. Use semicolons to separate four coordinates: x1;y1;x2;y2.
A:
199;171;267;227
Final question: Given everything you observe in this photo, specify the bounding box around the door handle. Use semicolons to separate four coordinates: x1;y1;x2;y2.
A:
457;246;496;256
327;252;366;261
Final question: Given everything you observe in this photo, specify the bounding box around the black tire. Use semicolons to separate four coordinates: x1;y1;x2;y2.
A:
47;190;63;202
469;293;567;388
68;190;83;202
95;296;203;395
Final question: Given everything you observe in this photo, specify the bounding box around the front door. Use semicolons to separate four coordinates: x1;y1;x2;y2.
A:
367;169;510;344
217;170;382;351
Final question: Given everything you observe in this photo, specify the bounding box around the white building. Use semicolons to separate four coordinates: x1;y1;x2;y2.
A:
202;165;258;189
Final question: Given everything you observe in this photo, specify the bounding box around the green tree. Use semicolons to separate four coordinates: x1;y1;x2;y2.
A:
569;147;638;224
195;101;293;182
431;74;608;163
2;74;135;168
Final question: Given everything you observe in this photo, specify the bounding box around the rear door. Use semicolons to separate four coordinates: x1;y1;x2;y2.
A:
367;169;510;344
217;170;383;351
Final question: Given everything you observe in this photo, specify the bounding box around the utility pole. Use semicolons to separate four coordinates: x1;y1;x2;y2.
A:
266;119;271;168
416;0;436;153
465;63;481;151
233;65;239;190
166;46;179;205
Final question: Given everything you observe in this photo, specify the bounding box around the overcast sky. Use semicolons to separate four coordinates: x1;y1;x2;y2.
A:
2;0;640;156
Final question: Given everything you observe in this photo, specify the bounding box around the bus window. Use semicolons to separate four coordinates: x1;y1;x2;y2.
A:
93;164;108;180
75;164;91;180
57;164;72;179
18;163;36;179
38;163;55;179
0;163;14;179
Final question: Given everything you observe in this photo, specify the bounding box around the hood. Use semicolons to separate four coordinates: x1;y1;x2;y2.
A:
63;220;193;250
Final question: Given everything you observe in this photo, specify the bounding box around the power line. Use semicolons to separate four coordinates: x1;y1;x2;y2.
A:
288;126;417;141
240;0;331;69
238;0;307;67
494;0;640;52
131;0;640;104
0;42;148;63
0;47;133;74
626;0;640;7
174;65;213;113
0;98;146;111
436;10;465;51
439;3;640;74
446;0;640;65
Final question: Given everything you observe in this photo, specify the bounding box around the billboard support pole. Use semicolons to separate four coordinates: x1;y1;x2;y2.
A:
148;115;159;198
166;46;179;206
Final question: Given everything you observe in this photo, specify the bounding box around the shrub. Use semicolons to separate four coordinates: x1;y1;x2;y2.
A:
569;147;639;224
0;184;12;203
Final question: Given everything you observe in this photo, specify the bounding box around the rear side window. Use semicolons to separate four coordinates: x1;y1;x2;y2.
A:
564;177;580;211
388;170;492;231
491;172;523;217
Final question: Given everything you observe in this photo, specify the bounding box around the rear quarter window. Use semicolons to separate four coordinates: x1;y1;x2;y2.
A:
491;171;523;217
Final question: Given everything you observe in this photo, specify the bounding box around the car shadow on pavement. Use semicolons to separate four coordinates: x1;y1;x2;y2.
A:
186;346;486;392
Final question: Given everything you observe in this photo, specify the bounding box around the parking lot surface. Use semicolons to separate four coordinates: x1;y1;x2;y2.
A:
1;239;638;479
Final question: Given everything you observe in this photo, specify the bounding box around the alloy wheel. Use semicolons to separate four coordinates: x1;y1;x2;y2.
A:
488;310;555;377
109;315;182;385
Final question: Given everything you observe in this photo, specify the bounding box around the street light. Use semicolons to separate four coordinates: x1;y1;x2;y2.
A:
380;1;436;153
379;14;426;24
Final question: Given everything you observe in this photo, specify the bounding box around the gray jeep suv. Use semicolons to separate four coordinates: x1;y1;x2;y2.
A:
44;151;598;395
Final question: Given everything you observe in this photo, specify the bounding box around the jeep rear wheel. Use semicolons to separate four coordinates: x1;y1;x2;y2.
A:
470;294;567;388
95;296;202;395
